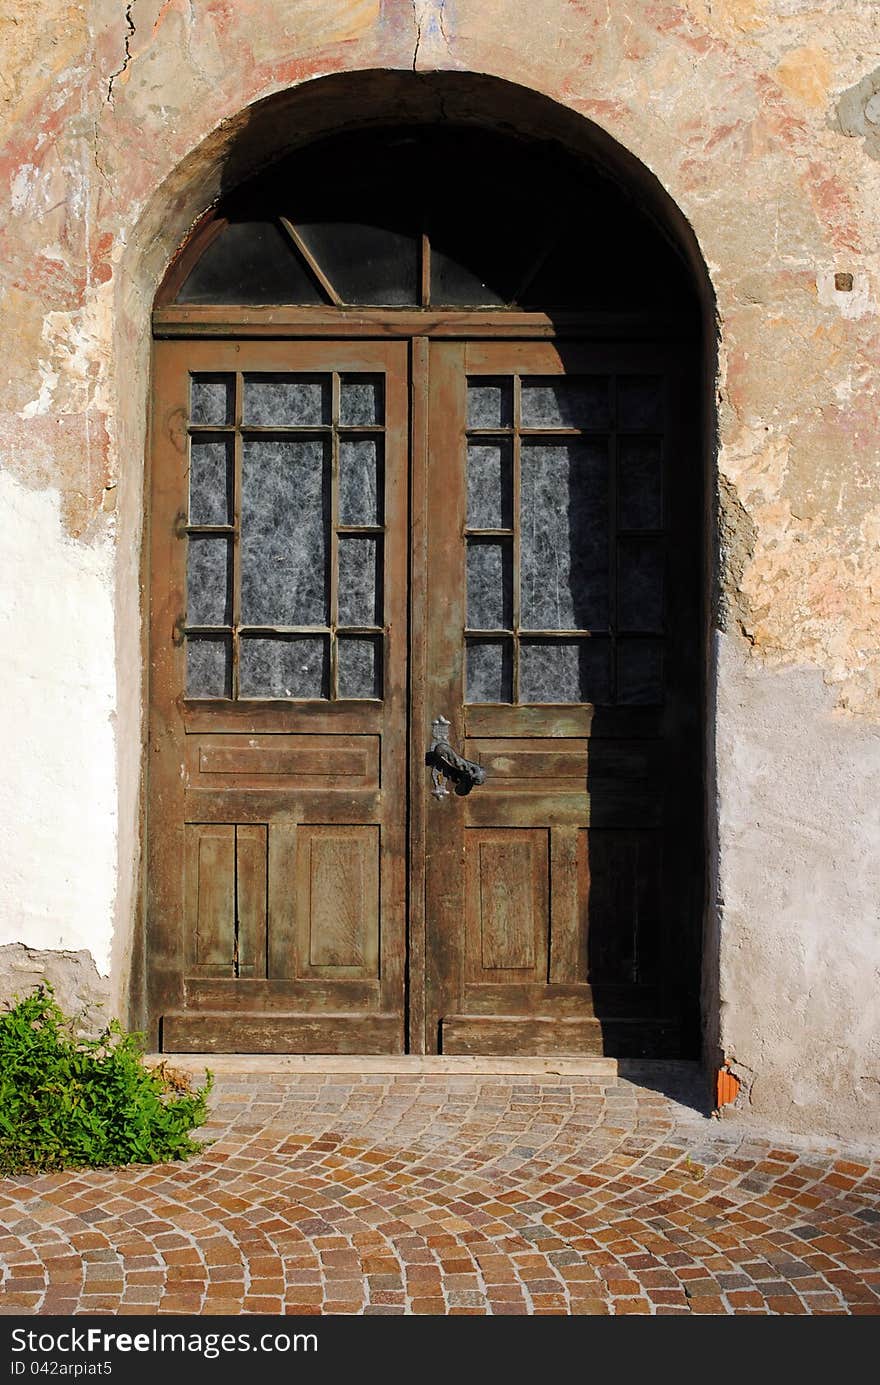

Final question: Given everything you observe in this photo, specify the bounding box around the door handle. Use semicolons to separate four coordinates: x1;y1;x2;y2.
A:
427;716;486;799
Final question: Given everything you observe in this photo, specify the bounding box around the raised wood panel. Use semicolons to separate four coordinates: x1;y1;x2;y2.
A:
295;826;380;978
187;734;378;789
475;749;587;782
184;824;235;975
267;822;297;981
465;705;663;740
183;703;385;736
442;1016;606;1056
184;824;268;978
465;829;548;980
464;791;658;829
455;982;663;1018
200;747;366;777
183;789;381;824
162;1012;404;1054
587;830;663;987
186;979;380;1011
549;826;588;983
440;1015;682;1058
469;739;655;785
235;825;267;979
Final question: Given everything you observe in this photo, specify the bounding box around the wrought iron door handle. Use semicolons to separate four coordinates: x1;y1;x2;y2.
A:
426;716;486;799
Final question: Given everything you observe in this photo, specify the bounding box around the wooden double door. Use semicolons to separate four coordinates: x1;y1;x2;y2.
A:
147;334;702;1054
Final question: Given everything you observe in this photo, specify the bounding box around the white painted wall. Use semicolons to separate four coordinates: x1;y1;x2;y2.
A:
0;469;117;975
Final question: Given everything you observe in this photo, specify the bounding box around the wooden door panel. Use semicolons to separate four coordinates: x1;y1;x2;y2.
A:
184;824;236;975
468;738;657;783
465;829;548;980
463;791;659;828
183;978;379;1011
183;822;268;978
294;825;380;977
234;824;269;979
426;339;700;1056
152;330;699;1056
149;339;407;1053
549;825;588;984
187;733;379;787
162;1012;403;1054
441;1017;607;1056
183;789;381;824
586;829;663;988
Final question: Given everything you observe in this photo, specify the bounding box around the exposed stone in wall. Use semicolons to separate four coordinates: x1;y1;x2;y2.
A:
0;943;110;1036
834;63;880;162
717;474;758;636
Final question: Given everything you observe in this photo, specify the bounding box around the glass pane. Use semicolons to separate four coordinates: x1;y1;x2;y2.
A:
467;542;512;630
187;537;232;626
295;222;419;306
467;442;512;530
189;437;233;526
177;221;325;306
431;246;507;307
467;379;512;430
618;375;664;429
239;636;328;698
186;637;231;698
520;640;612;705
618;641;664;705
241;438;328;625
466;640;512;703
618;437;663;530
339;439;381;526
618;540;664;632
520;377;611;430
191;374;233;426
243;374;330;426
340;375;383;426
520;441;608;630
337;637;381;698
337;537;380;627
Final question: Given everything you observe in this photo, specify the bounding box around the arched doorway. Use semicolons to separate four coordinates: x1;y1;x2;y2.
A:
147;122;705;1055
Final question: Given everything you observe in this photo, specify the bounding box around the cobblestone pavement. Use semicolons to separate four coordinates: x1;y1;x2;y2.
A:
1;1064;878;1316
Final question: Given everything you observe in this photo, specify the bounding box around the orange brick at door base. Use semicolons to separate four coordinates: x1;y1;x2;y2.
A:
716;1066;740;1108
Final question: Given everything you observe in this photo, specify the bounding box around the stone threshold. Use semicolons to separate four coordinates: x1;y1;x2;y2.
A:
144;1053;619;1077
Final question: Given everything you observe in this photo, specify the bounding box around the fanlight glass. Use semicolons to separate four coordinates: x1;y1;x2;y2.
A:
168;127;695;312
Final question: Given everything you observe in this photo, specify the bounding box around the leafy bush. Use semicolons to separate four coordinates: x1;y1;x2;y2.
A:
0;986;212;1175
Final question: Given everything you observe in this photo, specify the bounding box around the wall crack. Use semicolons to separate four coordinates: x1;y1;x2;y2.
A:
107;3;136;104
411;1;451;71
412;0;422;71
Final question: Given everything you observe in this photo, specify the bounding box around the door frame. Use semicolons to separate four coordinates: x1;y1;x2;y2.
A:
148;307;704;1055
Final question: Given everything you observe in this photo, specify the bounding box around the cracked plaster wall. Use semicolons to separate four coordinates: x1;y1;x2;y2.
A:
0;0;878;1138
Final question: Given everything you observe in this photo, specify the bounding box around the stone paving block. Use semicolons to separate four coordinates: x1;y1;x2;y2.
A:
0;1070;877;1317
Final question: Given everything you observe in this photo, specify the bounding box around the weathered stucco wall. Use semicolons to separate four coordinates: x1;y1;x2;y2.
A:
0;0;878;1139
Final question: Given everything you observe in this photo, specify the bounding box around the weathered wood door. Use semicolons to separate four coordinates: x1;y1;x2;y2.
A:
423;341;701;1056
148;340;409;1052
147;334;700;1054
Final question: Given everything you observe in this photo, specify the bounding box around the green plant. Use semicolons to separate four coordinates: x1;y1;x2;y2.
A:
0;986;212;1175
